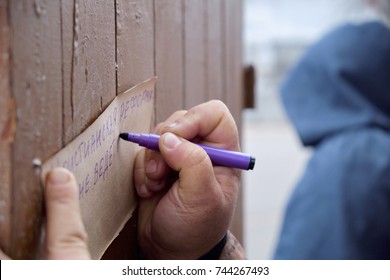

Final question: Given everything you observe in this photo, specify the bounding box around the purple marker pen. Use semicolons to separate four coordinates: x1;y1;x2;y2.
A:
119;132;255;170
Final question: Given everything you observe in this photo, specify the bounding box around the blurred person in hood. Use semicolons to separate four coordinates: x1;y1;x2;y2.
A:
274;15;390;259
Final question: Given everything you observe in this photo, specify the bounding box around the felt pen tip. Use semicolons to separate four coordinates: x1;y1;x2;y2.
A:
249;157;256;170
119;133;128;140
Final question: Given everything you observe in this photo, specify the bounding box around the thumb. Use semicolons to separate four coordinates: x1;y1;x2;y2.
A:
159;133;222;201
45;168;90;259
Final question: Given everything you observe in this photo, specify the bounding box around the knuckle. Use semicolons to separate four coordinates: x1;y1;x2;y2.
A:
183;109;198;126
172;110;187;118
183;145;210;170
209;99;228;110
145;177;166;192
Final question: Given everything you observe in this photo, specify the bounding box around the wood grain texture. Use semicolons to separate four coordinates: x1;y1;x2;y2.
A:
205;0;224;101
154;0;184;123
101;0;154;259
184;0;207;108
0;0;12;256
64;0;116;142
223;0;243;122
223;0;244;244
116;0;154;94
61;0;75;144
10;0;63;259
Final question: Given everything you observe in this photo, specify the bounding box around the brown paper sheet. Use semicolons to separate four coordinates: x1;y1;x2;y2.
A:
42;77;156;259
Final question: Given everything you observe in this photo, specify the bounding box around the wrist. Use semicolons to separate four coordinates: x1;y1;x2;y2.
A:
198;233;228;260
218;231;246;260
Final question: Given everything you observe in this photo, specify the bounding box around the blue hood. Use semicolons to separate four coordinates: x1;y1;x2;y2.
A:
281;22;390;146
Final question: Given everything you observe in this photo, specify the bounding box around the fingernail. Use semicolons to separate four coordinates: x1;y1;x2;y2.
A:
139;184;150;197
48;168;71;185
163;132;181;149
146;159;157;174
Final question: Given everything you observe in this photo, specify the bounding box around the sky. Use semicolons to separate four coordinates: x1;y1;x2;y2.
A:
244;0;378;49
243;0;380;121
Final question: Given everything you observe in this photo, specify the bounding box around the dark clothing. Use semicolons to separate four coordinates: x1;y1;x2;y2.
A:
274;22;390;259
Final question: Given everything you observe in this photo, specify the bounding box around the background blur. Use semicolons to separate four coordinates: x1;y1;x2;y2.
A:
242;0;384;259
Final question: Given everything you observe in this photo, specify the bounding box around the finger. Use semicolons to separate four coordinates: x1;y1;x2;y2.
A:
0;249;11;260
145;110;188;175
142;149;170;193
134;149;153;197
141;110;188;193
160;101;241;197
45;168;90;259
161;100;239;150
154;110;188;135
159;132;223;202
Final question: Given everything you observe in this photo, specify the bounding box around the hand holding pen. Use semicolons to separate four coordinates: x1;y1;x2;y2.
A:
133;100;245;259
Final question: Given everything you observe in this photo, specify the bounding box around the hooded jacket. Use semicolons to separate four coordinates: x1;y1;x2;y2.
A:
274;21;390;259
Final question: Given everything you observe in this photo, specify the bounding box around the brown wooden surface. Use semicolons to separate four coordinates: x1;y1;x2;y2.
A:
154;0;184;122
205;0;224;101
0;0;12;256
1;0;244;259
223;0;244;243
184;0;206;108
61;0;75;145
244;65;256;109
10;0;63;259
116;0;154;93
65;0;116;142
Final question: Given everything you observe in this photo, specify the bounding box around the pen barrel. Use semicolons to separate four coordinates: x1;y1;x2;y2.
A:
138;133;160;151
198;144;254;170
135;133;255;170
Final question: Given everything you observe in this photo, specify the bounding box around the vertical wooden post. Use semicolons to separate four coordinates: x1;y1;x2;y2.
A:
64;0;116;141
154;0;185;123
116;0;154;93
184;0;207;108
102;0;155;259
205;0;224;101
223;0;244;243
0;0;12;257
9;0;63;259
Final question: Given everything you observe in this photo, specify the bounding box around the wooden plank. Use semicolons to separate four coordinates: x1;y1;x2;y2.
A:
101;0;154;259
116;0;154;94
0;0;12;256
223;0;244;244
205;0;224;101
223;0;243;124
61;0;75;144
65;0;116;142
183;0;206;108
10;0;63;259
233;0;243;126
154;0;184;123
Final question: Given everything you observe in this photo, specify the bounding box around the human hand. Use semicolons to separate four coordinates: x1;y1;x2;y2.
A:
134;100;241;259
0;168;90;259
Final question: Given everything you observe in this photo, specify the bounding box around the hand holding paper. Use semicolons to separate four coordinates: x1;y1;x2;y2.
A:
42;78;156;259
0;168;91;260
44;168;91;259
